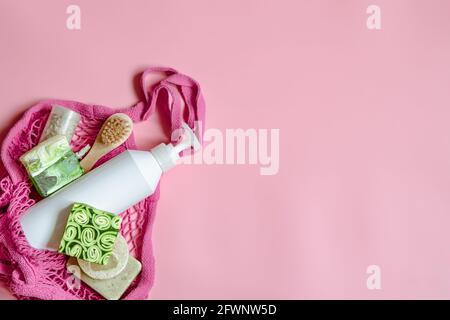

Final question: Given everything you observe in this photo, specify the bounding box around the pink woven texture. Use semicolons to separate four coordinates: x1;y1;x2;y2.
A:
0;67;205;300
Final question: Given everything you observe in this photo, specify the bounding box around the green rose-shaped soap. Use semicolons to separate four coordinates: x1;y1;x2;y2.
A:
59;203;122;265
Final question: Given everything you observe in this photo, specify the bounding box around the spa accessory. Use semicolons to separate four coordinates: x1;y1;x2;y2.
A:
1;66;205;300
78;234;129;280
20;135;84;197
67;254;142;300
59;203;122;265
20;123;200;251
80;113;133;172
39;105;81;143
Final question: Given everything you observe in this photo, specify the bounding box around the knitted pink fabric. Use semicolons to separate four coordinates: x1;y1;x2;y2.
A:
0;67;205;300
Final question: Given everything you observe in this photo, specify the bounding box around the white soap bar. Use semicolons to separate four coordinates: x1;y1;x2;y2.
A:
67;254;142;300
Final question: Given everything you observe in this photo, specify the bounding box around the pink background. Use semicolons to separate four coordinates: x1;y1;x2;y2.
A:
1;0;450;299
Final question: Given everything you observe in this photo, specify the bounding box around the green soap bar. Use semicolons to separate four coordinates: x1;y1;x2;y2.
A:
30;151;83;197
59;203;122;265
20;135;84;197
20;135;71;176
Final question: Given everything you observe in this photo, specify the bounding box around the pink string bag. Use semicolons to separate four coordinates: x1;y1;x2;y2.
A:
0;66;205;300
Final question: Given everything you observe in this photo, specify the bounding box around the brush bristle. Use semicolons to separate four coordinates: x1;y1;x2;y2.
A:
100;115;132;145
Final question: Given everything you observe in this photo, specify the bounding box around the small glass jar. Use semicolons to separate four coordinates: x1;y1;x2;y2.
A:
40;105;81;143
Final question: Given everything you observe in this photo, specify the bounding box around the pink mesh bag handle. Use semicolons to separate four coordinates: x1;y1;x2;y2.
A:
0;67;205;300
141;66;206;144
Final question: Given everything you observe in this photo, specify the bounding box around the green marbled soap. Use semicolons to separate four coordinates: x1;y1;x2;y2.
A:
20;135;84;197
59;203;122;265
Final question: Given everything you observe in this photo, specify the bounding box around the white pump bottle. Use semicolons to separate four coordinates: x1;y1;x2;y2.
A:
20;123;200;251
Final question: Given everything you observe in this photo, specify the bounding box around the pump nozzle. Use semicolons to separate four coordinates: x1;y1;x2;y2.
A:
150;123;201;172
172;122;201;154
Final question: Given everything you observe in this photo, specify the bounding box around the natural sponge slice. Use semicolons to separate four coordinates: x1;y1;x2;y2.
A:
59;203;122;265
78;234;129;280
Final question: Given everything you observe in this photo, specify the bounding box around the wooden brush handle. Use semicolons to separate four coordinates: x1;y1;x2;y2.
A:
80;145;104;172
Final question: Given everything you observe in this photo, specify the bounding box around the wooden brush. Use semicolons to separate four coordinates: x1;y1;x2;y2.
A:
80;113;133;172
